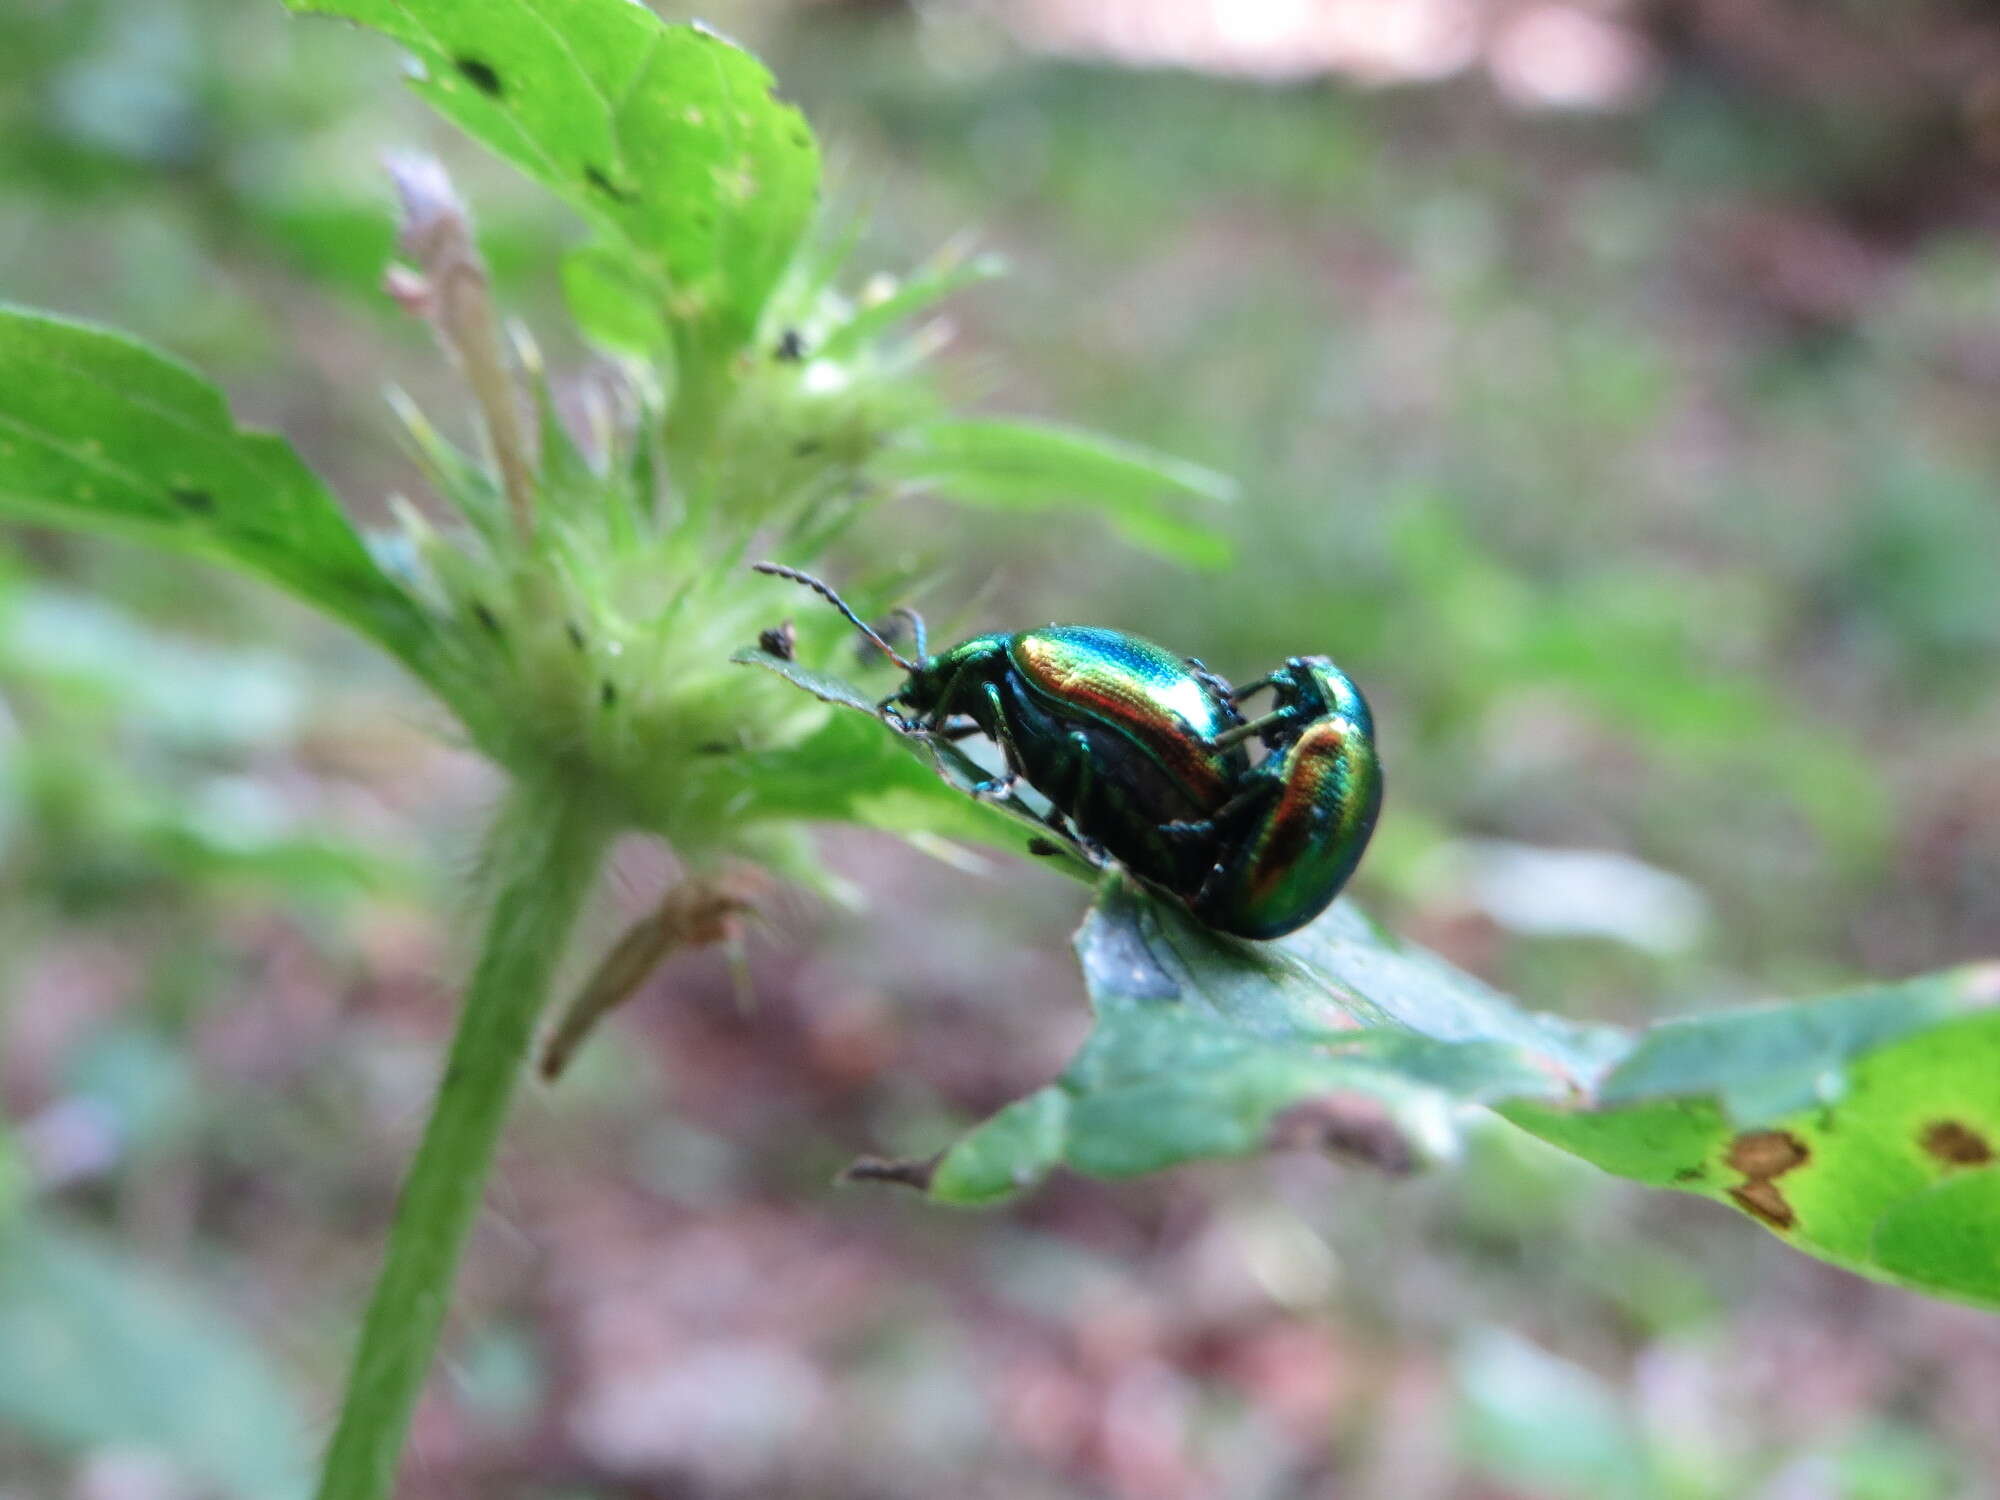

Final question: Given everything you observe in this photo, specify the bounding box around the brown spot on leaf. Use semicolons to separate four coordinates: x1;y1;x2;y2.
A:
1724;1129;1808;1231
1269;1093;1418;1175
1727;1129;1809;1179
1730;1180;1797;1230
1922;1120;1995;1167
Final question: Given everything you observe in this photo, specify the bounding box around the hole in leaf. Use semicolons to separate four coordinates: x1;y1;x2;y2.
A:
585;166;635;203
454;56;503;97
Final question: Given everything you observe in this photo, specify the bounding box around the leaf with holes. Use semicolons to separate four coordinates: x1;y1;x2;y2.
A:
0;308;439;685
286;0;819;357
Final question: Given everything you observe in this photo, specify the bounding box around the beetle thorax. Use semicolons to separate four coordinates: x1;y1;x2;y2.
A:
899;634;1011;718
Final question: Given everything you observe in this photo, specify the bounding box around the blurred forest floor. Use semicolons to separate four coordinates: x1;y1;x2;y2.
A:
3;2;2000;1497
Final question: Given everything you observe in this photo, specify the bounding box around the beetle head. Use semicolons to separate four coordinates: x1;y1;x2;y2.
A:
1272;655;1371;737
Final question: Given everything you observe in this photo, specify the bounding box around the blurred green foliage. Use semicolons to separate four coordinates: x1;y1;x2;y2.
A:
4;2;1999;1497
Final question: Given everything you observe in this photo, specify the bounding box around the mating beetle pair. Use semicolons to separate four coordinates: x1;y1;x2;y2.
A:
755;565;1383;940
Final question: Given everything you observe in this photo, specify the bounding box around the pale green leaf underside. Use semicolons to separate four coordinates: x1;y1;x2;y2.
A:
286;0;819;351
0;308;439;682
931;880;1615;1204
927;872;2000;1311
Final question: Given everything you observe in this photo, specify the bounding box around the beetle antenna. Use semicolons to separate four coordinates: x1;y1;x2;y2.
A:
891;606;927;659
751;562;919;672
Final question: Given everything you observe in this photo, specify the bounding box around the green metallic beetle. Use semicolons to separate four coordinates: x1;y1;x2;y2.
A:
753;564;1382;940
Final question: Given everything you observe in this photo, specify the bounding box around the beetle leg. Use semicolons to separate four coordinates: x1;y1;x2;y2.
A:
1160;778;1274;844
876;692;918;732
929;653;1011;735
968;680;1028;801
1193;852;1237;912
1189;712;1383;940
1228;672;1281;704
1213;707;1296;751
1040;809;1111;867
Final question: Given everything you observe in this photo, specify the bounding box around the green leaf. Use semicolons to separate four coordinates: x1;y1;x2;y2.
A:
0;1214;313;1499
877;418;1237;568
1509;970;2000;1297
921;876;2000;1311
928;878;1616;1205
813;250;1005;363
562;242;671;357
0;308;439;683
286;0;820;355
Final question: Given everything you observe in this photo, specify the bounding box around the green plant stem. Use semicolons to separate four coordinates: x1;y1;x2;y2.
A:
314;786;608;1500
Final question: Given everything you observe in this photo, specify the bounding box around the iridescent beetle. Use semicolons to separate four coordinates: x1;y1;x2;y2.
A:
754;564;1382;939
